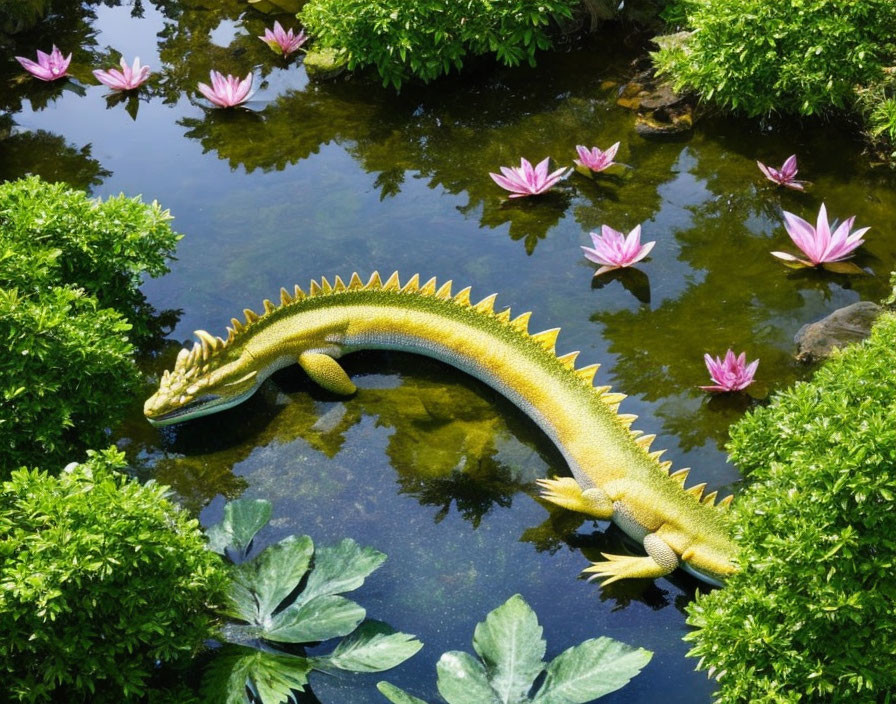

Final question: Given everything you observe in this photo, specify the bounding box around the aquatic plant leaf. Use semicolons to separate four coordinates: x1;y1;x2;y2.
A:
472;594;545;703
202;644;311;704
228;535;314;623
206;498;272;558
265;594;365;644
531;637;653;703
316;621;423;672
376;681;430;704
820;261;866;275
298;538;386;604
436;651;501;704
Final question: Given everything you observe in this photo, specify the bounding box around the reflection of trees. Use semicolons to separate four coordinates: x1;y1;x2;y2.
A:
177;38;650;252
0;119;110;187
590;142;877;453
1;1;101;114
152;0;296;106
122;353;561;519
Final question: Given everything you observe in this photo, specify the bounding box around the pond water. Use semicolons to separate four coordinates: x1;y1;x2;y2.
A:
4;2;896;702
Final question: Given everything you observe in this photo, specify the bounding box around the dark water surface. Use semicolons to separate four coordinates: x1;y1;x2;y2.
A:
4;2;896;701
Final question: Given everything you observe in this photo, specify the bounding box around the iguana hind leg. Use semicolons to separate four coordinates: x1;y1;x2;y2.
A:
583;533;680;586
298;351;357;395
536;477;613;519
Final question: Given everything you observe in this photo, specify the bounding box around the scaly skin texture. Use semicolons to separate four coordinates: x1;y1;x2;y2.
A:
145;272;738;586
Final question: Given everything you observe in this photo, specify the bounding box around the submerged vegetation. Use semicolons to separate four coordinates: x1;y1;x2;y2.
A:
686;312;896;701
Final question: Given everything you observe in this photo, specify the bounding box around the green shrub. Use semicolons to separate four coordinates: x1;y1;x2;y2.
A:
685;312;896;701
0;176;182;471
654;0;896;116
0;286;138;472
0;175;181;341
300;0;576;89
0;447;229;704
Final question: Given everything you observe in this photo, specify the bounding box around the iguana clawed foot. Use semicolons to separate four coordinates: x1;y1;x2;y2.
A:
536;477;613;519
583;533;679;586
583;553;671;586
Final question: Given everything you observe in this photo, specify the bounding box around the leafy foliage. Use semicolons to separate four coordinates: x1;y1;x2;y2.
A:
0;0;50;34
378;594;652;704
0;285;138;472
202;499;423;704
0;448;229;704
0;176;182;471
299;0;577;89
0;175;181;340
654;0;896;116
685;312;896;701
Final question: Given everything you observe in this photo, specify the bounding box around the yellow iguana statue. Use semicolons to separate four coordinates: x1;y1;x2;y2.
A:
145;272;738;586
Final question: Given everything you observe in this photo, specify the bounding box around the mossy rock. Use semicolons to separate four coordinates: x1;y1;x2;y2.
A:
303;47;348;81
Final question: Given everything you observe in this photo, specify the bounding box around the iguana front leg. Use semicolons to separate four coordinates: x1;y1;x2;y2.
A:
298;351;357;395
582;533;679;586
536;477;613;519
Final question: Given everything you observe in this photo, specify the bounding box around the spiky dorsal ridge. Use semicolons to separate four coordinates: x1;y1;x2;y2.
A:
177;271;732;509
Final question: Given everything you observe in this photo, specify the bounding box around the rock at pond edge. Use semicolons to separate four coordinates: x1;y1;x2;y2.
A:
794;301;882;363
304;47;348;81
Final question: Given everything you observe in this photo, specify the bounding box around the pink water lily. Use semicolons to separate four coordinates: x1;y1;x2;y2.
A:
15;46;71;82
574;142;620;173
93;57;150;91
582;224;655;276
757;154;805;190
700;350;758;393
198;70;254;108
259;21;308;56
771;203;869;270
489;157;570;198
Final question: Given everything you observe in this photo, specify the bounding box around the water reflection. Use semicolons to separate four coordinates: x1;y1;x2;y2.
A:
0;119;110;187
125;353;560;519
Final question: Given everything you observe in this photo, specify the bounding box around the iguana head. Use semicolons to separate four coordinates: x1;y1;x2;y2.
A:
144;332;259;426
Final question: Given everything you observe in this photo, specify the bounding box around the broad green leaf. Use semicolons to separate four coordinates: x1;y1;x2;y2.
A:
206;499;272;557
377;681;430;704
266;594;365;644
299;538;386;605
202;645;311;704
437;651;501;704
228;535;314;624
531;637;653;704
472;594;545;703
821;260;866;275
317;621;423;672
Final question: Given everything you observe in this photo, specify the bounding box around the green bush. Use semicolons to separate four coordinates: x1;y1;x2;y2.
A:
685;312;896;701
300;0;577;89
0;175;181;340
0;286;138;473
0;447;229;703
0;176;182;471
654;0;896;116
